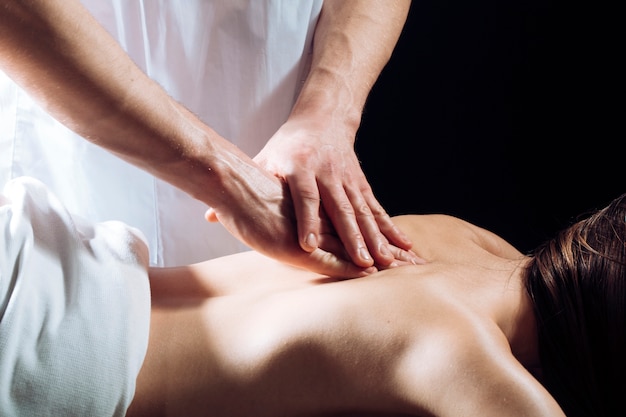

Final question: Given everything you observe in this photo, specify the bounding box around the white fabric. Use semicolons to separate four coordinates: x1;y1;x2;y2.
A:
0;0;323;266
0;177;150;417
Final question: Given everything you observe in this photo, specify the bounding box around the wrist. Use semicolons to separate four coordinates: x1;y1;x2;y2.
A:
182;129;271;215
291;69;364;135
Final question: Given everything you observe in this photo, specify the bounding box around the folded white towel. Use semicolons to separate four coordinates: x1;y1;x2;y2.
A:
0;177;151;416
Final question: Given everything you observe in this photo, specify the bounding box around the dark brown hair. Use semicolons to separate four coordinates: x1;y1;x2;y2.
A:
525;193;626;417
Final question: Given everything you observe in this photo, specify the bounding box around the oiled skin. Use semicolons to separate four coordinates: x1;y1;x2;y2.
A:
127;215;565;417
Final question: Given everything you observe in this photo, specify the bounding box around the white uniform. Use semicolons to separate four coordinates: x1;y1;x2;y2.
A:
0;177;150;416
0;0;323;266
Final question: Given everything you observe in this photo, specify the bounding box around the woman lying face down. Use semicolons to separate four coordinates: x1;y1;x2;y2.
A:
127;195;626;416
2;178;622;417
128;212;554;416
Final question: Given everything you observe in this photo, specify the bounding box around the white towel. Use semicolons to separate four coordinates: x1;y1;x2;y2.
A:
0;177;151;416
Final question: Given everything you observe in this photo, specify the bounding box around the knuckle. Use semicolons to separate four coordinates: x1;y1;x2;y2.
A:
355;202;373;217
371;204;389;219
298;190;321;203
337;201;355;217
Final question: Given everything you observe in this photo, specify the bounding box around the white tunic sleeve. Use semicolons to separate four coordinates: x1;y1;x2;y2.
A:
0;177;151;417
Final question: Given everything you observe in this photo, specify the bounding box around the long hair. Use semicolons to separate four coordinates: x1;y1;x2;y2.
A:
525;193;626;417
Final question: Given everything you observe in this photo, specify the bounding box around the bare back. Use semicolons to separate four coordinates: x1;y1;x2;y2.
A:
127;215;565;417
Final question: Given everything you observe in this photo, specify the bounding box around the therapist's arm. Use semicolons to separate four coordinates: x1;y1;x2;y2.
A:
0;0;379;277
254;0;416;268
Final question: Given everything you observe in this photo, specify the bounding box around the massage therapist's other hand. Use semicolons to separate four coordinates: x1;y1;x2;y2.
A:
203;149;378;278
235;0;420;270
204;145;422;276
252;115;421;269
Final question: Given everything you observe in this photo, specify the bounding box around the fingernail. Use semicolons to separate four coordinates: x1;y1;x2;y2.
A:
305;233;317;249
359;247;371;261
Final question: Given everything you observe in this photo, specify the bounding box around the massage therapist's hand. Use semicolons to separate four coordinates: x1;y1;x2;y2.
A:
239;0;418;269
252;115;421;269
0;0;412;277
203;147;386;278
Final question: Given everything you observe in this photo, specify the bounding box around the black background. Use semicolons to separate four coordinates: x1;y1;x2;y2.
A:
356;0;623;253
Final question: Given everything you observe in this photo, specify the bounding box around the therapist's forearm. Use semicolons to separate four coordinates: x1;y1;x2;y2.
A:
292;0;411;133
0;0;388;277
0;0;247;210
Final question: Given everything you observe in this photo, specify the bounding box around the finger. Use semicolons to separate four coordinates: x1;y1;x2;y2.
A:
363;191;413;250
343;184;398;267
319;180;374;268
317;231;351;262
377;245;427;269
302;247;377;279
287;172;322;253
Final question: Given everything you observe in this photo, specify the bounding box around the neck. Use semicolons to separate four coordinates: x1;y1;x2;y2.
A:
496;258;541;371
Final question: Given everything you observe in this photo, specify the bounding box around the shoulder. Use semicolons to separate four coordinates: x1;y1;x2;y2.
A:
398;318;564;417
391;214;523;261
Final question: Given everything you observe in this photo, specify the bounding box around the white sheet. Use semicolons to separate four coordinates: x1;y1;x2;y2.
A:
0;177;150;416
